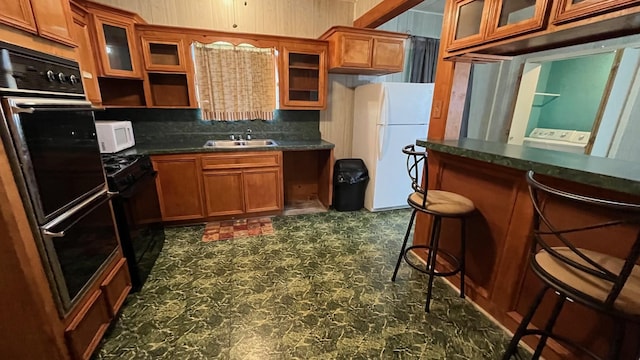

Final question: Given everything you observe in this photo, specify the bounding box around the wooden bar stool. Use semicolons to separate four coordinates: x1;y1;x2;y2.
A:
391;144;475;312
502;171;640;360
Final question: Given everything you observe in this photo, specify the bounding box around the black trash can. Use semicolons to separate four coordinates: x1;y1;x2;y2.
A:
333;159;369;211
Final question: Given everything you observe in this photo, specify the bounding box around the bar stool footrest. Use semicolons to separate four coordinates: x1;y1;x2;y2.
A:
515;329;604;360
404;245;461;278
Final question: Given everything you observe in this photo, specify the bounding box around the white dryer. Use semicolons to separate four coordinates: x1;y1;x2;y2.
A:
523;128;590;154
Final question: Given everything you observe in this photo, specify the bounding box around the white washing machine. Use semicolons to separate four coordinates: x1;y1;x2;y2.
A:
522;128;590;154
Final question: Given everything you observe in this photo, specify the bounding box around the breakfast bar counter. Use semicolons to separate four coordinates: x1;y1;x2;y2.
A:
413;138;640;360
417;138;640;196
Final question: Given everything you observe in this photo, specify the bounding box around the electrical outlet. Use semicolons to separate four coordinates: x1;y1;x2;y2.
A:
432;100;442;119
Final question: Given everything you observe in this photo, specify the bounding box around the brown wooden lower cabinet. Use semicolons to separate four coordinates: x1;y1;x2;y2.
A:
152;149;334;221
282;149;333;209
243;168;282;213
202;170;245;217
100;257;132;317
64;255;132;360
152;154;205;221
152;151;284;221
64;290;111;360
413;150;640;360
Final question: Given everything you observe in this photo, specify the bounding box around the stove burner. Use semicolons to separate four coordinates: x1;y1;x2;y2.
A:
102;154;141;165
104;165;121;173
101;153;153;192
101;154;143;175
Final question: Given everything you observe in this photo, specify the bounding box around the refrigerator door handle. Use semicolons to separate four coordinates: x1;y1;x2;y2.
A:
378;87;388;127
377;87;389;159
378;124;386;160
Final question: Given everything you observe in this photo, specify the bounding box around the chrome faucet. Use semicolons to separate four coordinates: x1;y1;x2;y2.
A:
229;130;251;141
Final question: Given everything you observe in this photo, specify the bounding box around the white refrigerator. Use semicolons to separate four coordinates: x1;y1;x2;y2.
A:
351;82;434;211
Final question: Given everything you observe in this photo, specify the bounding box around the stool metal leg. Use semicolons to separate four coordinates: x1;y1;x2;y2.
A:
532;294;566;359
459;217;467;299
425;216;442;313
608;320;626;360
392;209;417;282
502;286;549;360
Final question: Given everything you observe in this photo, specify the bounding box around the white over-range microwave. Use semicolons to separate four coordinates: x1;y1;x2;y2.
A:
95;120;135;153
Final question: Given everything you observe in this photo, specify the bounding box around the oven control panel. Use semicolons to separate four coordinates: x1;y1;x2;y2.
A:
0;42;84;95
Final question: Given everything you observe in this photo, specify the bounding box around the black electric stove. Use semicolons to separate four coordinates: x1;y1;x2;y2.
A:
102;153;165;292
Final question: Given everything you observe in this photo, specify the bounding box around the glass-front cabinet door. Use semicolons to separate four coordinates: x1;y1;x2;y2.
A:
554;0;640;24
448;0;491;51
141;36;186;72
92;14;141;78
279;42;327;110
486;0;550;40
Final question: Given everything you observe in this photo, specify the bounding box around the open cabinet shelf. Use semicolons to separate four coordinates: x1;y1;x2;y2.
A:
289;65;320;70
147;72;191;107
98;78;146;107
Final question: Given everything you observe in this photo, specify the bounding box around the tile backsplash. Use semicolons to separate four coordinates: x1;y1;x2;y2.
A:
95;108;321;145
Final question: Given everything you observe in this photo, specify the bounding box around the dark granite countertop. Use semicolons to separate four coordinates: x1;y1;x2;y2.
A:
124;139;334;155
416;138;640;196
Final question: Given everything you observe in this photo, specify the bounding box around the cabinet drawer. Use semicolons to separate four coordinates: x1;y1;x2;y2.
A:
65;290;111;360
202;152;281;170
100;257;132;317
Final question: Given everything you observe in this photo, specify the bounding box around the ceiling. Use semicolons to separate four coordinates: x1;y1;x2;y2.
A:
411;0;445;14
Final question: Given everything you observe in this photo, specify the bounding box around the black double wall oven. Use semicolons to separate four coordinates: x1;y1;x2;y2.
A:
0;42;120;313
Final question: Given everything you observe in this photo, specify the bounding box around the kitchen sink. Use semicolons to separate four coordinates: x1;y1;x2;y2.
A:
203;139;278;148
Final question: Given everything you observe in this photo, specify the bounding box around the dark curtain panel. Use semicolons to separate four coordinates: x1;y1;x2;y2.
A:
409;36;440;83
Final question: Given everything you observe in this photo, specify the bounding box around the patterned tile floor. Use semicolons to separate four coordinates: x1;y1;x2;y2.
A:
96;209;509;360
202;217;275;242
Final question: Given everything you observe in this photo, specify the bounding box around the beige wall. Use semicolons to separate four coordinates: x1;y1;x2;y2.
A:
354;0;383;20
95;0;354;38
320;75;363;160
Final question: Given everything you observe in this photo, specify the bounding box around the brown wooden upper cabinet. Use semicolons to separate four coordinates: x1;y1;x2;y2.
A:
447;0;491;51
91;11;142;78
30;0;76;46
0;0;37;33
279;40;327;110
0;0;75;46
70;2;102;105
553;0;640;24
319;26;407;75
140;34;187;72
447;0;552;51
486;0;551;40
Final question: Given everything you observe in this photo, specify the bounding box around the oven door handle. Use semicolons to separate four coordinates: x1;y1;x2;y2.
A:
11;106;95;114
43;229;67;238
41;190;114;238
